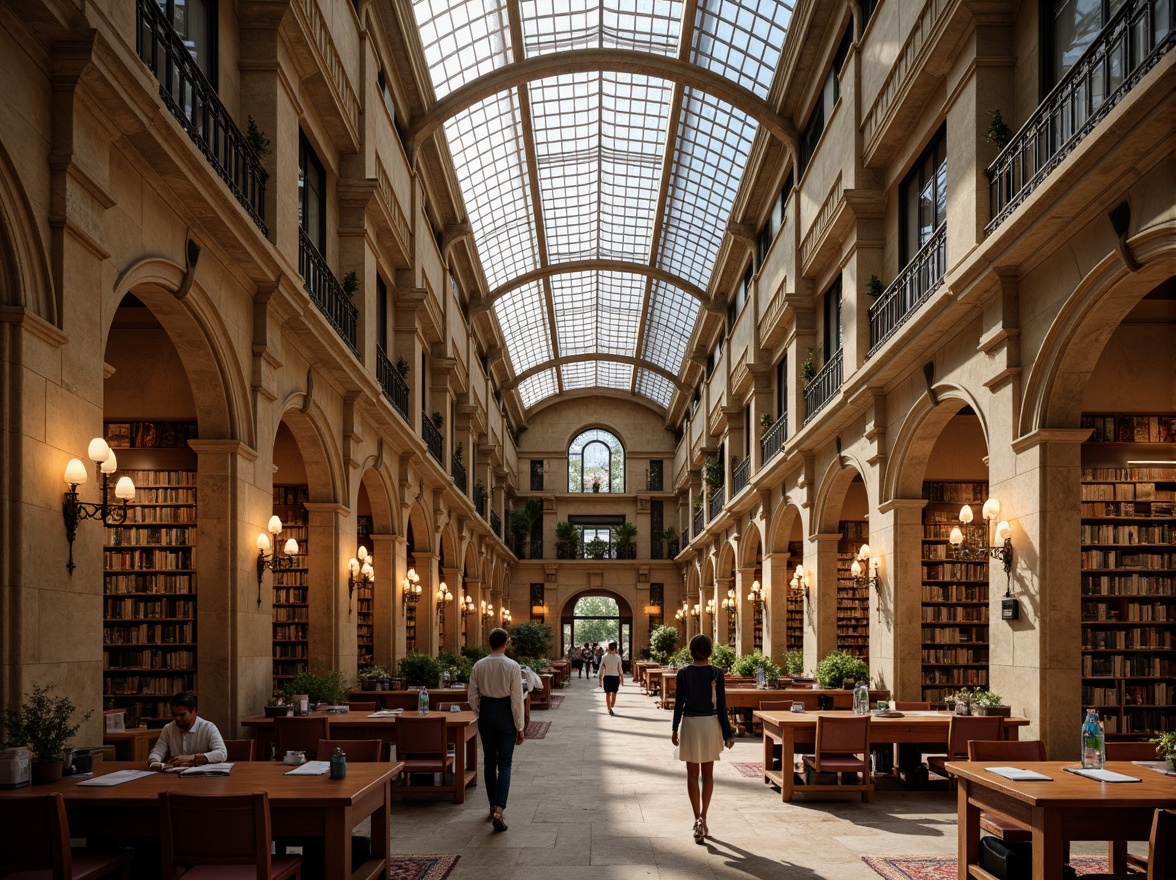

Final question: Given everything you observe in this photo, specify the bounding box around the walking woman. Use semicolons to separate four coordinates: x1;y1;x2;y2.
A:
670;634;734;844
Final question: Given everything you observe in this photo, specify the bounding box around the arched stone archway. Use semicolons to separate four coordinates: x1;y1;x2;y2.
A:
0;139;55;322
558;589;635;663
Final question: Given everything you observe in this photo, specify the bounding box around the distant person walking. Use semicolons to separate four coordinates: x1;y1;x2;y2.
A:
670;634;734;844
593;643;604;675
468;627;525;832
569;642;584;678
597;641;624;715
581;642;594;675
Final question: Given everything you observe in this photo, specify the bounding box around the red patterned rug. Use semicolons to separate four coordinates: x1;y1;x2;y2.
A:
862;856;1116;879
550;695;564;709
524;721;550;739
389;854;459;880
731;762;764;778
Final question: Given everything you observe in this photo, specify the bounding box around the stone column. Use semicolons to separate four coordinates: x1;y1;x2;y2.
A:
408;551;437;655
303;502;349;676
371;533;400;670
809;533;842;668
874;499;926;700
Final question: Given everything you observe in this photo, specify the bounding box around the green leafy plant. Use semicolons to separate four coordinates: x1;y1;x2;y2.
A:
985;108;1013;150
637;647;653;661
662;526;677;543
731;650;782;679
507;621;552;661
867;274;883;297
454;442;463;462
702;456;724;492
395;356;410;377
759;411;773;434
692;495;703;514
1150;730;1176;766
784;650;805;676
358;664;387;683
585;537;609;559
282;665;350;705
801;348;817;387
970;689;1004;707
814;650;869;689
1;684;93;762
509;496;543;558
648;624;681;663
460;645;487;663
436;651;473;683
710;643;736;671
398;652;442;688
246;116;271;159
341;270;359;297
430;411;444;429
611;521;637;549
669;646;694;667
555;520;581;558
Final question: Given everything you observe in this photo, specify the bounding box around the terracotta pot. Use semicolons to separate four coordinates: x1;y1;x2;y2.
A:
31;761;63;784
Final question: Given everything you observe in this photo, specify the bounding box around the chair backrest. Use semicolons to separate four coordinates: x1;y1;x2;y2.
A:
967;739;1046;761
348;701;377;713
0;792;72;877
1106;740;1160;761
274;715;330;759
758;701;793;711
317;738;382;762
790;692;821;711
394;715;448;758
946;714;1003;758
223;739;255;762
893;701;931;711
1148;808;1174;880
814;714;871;759
437;702;471;712
160;791;278;880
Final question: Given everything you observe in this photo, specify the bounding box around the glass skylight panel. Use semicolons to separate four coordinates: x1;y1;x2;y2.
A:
641;281;700;372
561;361;596;389
520;0;683;55
494;281;551;374
657;88;755;288
636;369;675;408
552;272;597;357
598;361;633;389
446;94;538;289
692;0;793;99
518;369;559;408
596;272;643;356
412;0;511;100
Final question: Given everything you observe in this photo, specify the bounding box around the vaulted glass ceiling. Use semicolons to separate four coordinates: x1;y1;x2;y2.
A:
410;0;794;412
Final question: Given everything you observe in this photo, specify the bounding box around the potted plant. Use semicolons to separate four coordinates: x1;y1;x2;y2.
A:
398;652;442;688
814;650;869;689
506;621;553;664
436;651;473;684
246;116;271;160
430;411;444;430
801;348;817;387
358;664;387;691
585;536;609;559
648;624;680;663
1150;731;1176;770
731;651;783;683
591;476;601;492
945;687;977;715
1;684;92;783
663;526;679;557
710;643;736;672
867;274;883;297
702;456;724;494
760;411;774;434
985;108;1013;150
971;689;1011;717
612;521;637;558
341;270;359;297
555;520;581;559
395;356;410;377
784;650;805;677
282;666;350;707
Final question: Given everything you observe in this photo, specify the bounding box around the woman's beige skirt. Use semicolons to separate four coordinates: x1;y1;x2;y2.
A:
677;714;725;763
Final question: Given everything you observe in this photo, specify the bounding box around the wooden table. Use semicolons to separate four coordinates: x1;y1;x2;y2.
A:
947;760;1176;880
0;760;398;880
547;661;569;687
753;710;1029;802
242;710;478;804
102;726;158;762
658;675;890;710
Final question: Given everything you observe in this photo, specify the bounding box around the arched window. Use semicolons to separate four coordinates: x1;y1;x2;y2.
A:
567;429;625;493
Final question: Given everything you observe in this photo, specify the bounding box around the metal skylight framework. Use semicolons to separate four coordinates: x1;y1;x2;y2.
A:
410;0;794;413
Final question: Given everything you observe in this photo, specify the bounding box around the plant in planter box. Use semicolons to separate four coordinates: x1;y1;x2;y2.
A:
585;537;609;559
398;652;442;688
555;520;581;558
281;665;350;706
460;644;488;663
710;643;736;672
1;684;92;780
507;621;552;663
395;356;410;377
341;270;359;297
814;650;869;689
648;624;681;663
784;650;805;677
430;411;444;430
970;689;1010;716
800;348;817;387
611;521;637;558
358;664;388;690
1150;730;1176;769
669;646;693;667
702;456;724;494
759;411;773;434
731;651;781;681
436;651;473;684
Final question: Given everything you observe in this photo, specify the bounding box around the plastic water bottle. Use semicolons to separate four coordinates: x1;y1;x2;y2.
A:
329;747;346;780
756;667;766;690
418;686;430;715
1081;708;1105;769
853;680;870;716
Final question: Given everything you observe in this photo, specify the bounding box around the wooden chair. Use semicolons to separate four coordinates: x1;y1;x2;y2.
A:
965;740;1047;842
223;739;255;762
437;702;471;712
927;714;1003;778
759;701;793;769
0;792;133;880
801;714;874;802
893;701;931;711
790;692;821;711
347;701;377;713
160;791;301;880
316;738;382;762
1082;808;1174;880
273;715;330;760
1106;741;1160;761
392;715;454;794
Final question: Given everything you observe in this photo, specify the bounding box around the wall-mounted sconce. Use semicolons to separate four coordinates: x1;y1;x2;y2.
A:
500;607;512;625
851;544;881;594
721;587;737;618
704;598;717;618
789;564;810;602
747;579;764;608
63;438;136;574
948;498;1013;574
481;600;494;626
347;546;374;614
402;567;423;616
645;603;662;633
690;603;701;619
460;593;476;618
436;581;452;647
256;515;300;606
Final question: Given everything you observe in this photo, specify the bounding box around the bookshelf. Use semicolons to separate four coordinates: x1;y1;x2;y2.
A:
272;485;309;693
920;481;990;704
356;515;374;671
836;521;869;661
786;540;804;654
102;421;198;722
1080;463;1175;737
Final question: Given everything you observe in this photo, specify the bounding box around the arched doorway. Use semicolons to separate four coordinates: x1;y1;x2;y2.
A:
559;590;634;666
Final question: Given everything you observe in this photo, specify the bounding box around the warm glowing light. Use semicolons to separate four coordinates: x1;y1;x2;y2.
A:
88;438;111;463
959;505;974;524
267;515;283;535
851;559;862;577
114;476;136;500
982;498;1001;521
949;526;964;546
858;543;871;560
283;538;299;555
64;459;88;486
101;450;118;474
257;532;271;551
995;521;1011;542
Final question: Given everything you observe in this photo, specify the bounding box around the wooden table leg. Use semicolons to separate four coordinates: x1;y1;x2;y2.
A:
958;779;980;880
762;724;773;784
323;806;351;880
781;728;796;802
1032;807;1064;880
451;729;465;804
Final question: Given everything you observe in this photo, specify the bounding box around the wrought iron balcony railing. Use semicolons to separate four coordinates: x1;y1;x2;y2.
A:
375;346;409;422
732;457;751;496
136;0;267;233
421;412;443;465
298;229;358;352
474;485;487;519
761;412;788;464
803;349;843;424
986;0;1172;235
451;455;467;494
565;540;636;560
491;510;501;538
693;506;705;536
868;226;946;357
708;485;725;522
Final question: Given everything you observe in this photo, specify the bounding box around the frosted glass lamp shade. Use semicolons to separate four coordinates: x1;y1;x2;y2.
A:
101;450;118;474
87;437;110;463
851;559;862;577
982;498;1001;520
114;477;135;500
257;532;271;551
959;504;974;524
267;515;283;535
858;543;871;560
995;521;1011;542
949;526;964;546
64;459;88;486
283;538;299;556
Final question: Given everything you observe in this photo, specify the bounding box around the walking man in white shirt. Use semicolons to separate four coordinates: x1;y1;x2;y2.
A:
468;627;525;832
598;641;624;715
146;693;226;769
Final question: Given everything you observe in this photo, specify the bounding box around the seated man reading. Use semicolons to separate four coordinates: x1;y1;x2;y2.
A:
146;692;226;769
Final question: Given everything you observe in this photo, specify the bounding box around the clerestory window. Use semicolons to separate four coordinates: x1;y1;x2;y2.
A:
567;429;625;493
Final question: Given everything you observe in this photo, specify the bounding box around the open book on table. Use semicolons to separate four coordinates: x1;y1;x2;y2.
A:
149;761;234;776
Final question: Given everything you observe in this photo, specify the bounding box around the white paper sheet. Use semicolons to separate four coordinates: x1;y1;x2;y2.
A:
77;769;155;786
283;761;331;776
985;766;1052;781
1064;767;1141;783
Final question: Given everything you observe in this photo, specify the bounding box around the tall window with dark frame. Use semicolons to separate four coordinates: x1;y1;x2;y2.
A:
776;355;788;419
157;0;217;84
650;501;664;558
647;460;663;492
530;460;544;492
1047;0;1121;90
823;276;843;360
298;133;326;254
900;127;947;265
798;25;852;176
375;275;388;352
567;429;625;493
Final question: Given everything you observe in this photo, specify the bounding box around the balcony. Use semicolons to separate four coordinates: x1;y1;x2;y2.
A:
868;226;947;357
986;0;1172;235
560;540;636;560
708;486;725;522
491;510;501;538
474;485;487;519
135;0;267;234
451;454;467;494
421;412;443;465
375;347;410;422
298;229;358;352
732;457;751;496
761;412;788;465
693;506;705;537
804;349;843;424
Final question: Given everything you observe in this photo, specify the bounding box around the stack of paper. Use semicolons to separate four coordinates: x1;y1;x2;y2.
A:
985;766;1053;781
1064;767;1141;783
283;761;331;776
77;769;155;787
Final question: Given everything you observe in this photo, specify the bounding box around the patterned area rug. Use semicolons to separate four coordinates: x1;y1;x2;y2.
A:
525;721;550;739
731;762;764;778
550;695;564;709
862;856;1115;879
389;854;459;880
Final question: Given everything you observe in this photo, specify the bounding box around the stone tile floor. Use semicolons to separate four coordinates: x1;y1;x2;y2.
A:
387;676;1118;879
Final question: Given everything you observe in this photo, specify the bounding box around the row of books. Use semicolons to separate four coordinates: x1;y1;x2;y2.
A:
1083;628;1172;649
1082;501;1176;517
1081;550;1174;568
923;584;988;602
104;527;193;547
103;549;194;570
921;627;988;644
118;469;197;486
105;674;196;695
104;648;195;669
923;563;990;580
105;597;195;618
922;482;988;502
1082;574;1174;596
922;647;988;664
1083;603;1173;623
922;605;987;622
272;624;307;640
273;485;311;506
1081;524;1174;544
273;607;308;622
1103;711;1176;734
105;421;198;449
1082;483;1173;502
272;588;308;604
105;574;193;595
1083;467;1176;481
121;487;197;503
103;622;193;644
1083;655;1172;677
121;506;196;523
273;645;308;659
921;668;989;685
1081;413;1176;443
